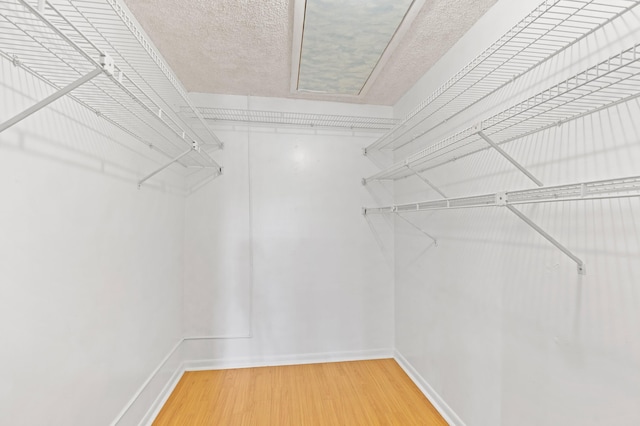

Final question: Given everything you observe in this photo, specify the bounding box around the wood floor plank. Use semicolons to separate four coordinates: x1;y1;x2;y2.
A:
153;358;448;425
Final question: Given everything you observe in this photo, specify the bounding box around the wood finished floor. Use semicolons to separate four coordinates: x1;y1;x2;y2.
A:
153;358;448;425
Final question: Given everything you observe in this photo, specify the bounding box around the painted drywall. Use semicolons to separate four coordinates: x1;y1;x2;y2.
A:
182;94;395;362
0;59;187;426
391;1;640;425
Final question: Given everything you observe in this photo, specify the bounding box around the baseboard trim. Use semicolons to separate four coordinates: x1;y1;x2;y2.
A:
139;362;186;426
118;345;466;426
117;345;464;426
111;338;184;426
393;350;465;426
183;348;394;371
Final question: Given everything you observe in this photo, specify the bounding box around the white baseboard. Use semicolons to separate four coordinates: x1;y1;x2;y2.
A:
393;350;466;426
118;345;465;426
183;348;394;371
111;339;184;426
140;362;186;426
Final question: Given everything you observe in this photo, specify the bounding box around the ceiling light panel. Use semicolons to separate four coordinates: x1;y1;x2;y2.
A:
297;0;413;95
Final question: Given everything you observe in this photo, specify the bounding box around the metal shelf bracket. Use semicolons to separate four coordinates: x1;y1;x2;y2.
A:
404;163;447;198
363;175;640;275
99;52;114;76
505;204;586;275
0;49;118;135
0;67;102;134
395;213;437;246
477;129;543;187
138;141;198;188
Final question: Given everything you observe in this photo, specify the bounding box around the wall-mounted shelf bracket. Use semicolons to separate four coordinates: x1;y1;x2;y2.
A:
98;52;114;76
395;212;437;246
364;175;640;275
138;141;199;188
505;203;585;275
0;66;102;133
476;128;543;187
404;163;447;198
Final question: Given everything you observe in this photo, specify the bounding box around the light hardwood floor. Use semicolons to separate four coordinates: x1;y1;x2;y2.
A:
153;358;448;425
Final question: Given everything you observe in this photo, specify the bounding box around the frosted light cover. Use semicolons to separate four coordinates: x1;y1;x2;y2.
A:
298;0;413;95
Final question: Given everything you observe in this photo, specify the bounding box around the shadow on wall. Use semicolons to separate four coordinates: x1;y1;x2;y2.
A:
390;86;640;426
363;178;395;269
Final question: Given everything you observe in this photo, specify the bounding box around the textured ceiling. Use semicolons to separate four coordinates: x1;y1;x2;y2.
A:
123;0;497;106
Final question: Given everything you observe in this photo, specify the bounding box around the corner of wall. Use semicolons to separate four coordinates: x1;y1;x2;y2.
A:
394;350;466;426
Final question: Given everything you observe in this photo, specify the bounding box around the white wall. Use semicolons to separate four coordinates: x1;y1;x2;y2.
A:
182;95;395;362
0;59;186;426
393;1;640;425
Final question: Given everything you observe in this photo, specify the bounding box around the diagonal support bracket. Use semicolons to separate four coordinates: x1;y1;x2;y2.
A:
138;141;198;188
395;212;438;246
477;129;543;187
506;204;585;275
404;164;447;198
0;67;103;133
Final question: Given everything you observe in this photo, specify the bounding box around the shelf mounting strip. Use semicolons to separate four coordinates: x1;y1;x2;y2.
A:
364;0;640;154
363;175;640;274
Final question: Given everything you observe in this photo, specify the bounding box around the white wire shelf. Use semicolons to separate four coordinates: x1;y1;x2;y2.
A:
364;176;640;215
0;0;223;177
186;107;400;131
364;0;640;153
364;42;640;184
364;175;640;275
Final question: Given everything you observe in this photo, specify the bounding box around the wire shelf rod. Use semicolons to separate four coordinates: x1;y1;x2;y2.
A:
363;176;640;215
363;175;640;274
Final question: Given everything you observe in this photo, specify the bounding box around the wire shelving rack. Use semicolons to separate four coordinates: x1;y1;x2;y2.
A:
364;175;640;274
363;42;640;185
0;0;223;185
364;0;640;154
190;107;400;131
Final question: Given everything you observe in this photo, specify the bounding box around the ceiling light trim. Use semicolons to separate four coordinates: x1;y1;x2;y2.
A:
290;0;306;93
358;0;426;97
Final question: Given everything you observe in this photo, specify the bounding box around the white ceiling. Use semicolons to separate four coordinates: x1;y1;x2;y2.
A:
123;0;497;106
